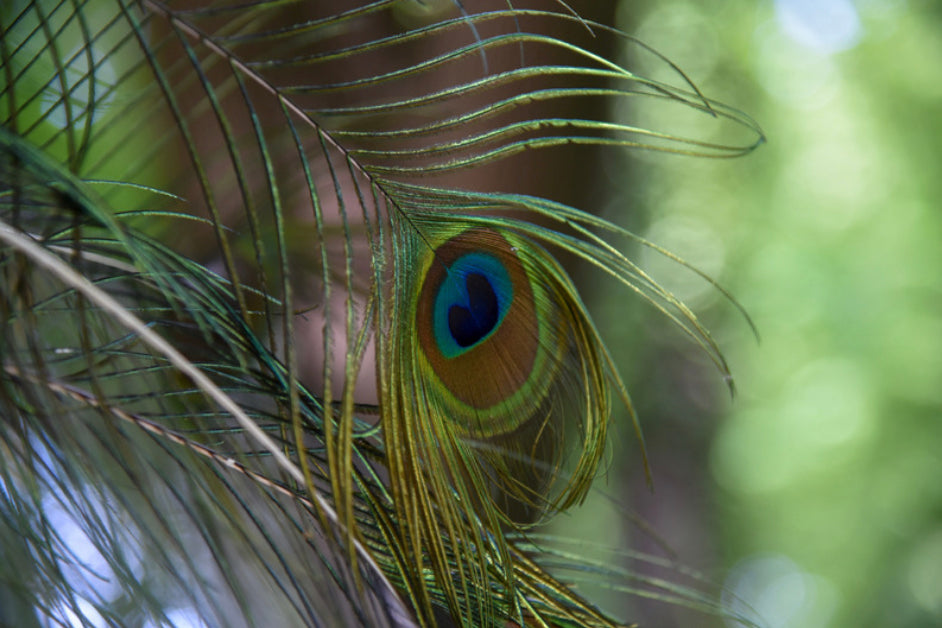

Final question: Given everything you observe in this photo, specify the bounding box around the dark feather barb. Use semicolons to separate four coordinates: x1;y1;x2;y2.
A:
1;1;762;626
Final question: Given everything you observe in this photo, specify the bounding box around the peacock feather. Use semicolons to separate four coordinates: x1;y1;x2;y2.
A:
0;1;763;626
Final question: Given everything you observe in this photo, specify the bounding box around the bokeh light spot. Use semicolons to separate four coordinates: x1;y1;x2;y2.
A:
642;215;727;306
711;358;873;495
907;530;942;617
723;554;838;628
774;0;862;53
753;21;840;110
41;46;116;131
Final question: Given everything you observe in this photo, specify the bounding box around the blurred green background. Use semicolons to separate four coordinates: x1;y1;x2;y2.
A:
564;1;942;626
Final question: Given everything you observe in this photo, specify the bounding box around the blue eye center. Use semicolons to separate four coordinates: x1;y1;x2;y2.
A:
448;272;499;347
432;252;513;358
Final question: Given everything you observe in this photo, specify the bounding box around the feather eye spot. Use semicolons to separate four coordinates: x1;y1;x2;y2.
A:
447;272;500;348
416;228;542;415
432;252;512;357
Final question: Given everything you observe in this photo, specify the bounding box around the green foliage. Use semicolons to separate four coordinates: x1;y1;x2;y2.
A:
604;2;942;627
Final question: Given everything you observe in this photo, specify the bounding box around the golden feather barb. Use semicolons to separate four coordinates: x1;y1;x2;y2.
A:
0;1;762;626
